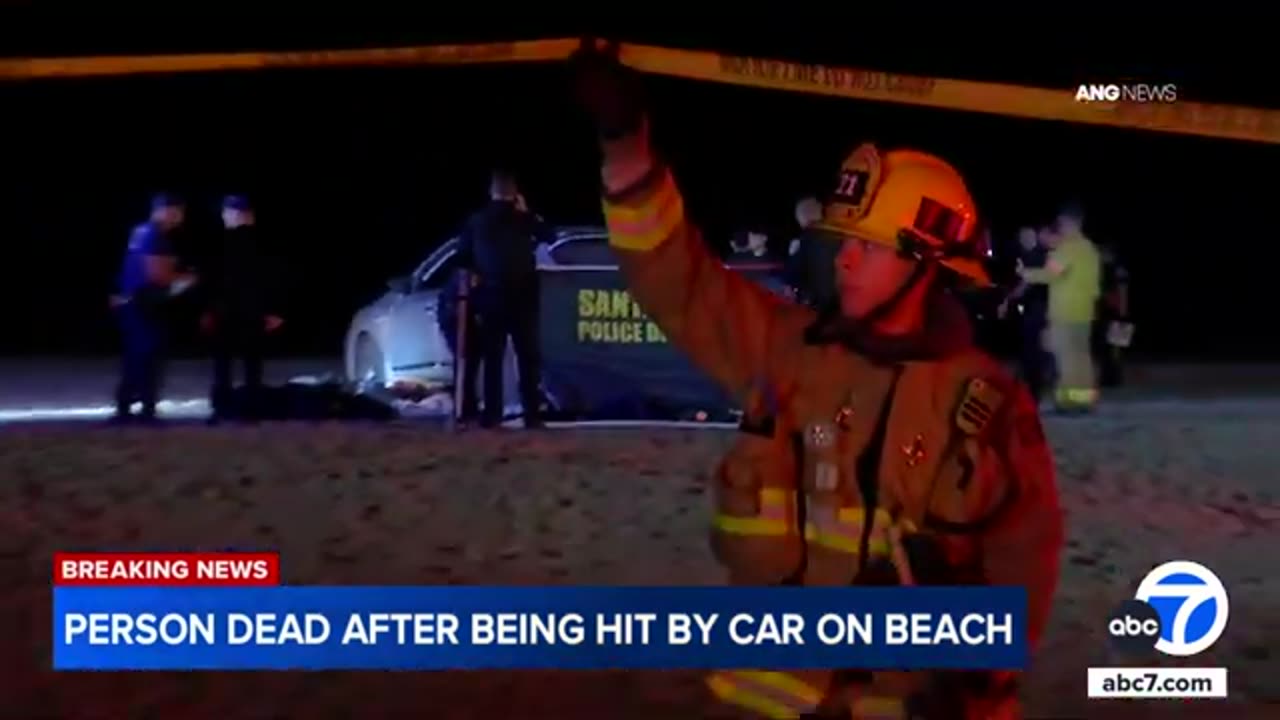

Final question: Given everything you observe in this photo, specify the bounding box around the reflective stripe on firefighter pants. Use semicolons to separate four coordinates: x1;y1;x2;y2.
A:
1048;321;1096;407
1055;386;1099;409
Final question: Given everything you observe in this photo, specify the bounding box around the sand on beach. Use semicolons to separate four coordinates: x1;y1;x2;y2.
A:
2;395;1278;719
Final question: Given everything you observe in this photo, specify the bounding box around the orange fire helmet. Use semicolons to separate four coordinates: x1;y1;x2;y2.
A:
815;144;991;286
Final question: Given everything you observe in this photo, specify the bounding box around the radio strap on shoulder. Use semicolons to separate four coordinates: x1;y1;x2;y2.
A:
854;365;905;575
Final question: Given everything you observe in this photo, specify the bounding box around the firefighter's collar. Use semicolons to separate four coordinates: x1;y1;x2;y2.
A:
803;291;974;362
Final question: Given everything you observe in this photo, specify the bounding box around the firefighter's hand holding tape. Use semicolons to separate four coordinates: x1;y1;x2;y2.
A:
573;42;1063;719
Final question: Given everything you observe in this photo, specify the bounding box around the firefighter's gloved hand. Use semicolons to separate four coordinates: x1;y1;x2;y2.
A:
570;39;645;140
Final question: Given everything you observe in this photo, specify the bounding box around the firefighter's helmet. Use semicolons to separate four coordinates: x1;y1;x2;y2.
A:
815;144;990;286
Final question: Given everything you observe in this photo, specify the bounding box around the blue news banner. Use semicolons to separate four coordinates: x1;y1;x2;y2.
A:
54;586;1027;671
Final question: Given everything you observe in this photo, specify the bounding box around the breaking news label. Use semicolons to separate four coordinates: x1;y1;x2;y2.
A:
53;552;1028;671
1089;560;1230;700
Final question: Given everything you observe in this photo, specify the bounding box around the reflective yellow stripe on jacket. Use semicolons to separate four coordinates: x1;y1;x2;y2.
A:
707;670;824;718
602;170;684;252
708;504;916;718
805;507;895;556
707;670;907;719
717;500;912;567
714;488;795;536
850;695;907;718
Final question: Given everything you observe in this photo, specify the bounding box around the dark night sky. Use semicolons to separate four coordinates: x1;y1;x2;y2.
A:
1;15;1277;360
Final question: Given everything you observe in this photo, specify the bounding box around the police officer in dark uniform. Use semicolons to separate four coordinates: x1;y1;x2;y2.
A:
1001;225;1052;402
455;169;554;429
200;195;284;423
786;196;841;309
1093;242;1131;387
110;193;192;423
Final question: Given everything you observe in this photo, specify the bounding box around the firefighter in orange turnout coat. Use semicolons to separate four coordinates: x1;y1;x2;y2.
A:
573;47;1063;719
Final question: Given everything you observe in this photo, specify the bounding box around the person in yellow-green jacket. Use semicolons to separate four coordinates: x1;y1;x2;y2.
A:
573;44;1062;720
1019;203;1101;413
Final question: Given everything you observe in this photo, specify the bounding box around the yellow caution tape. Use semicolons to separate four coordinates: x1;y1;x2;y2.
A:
0;38;581;80
617;43;1280;145
1;37;1276;144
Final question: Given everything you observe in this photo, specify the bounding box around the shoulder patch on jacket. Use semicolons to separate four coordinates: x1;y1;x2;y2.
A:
955;377;1006;436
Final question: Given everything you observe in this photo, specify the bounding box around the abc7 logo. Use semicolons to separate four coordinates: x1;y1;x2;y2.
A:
1108;560;1230;657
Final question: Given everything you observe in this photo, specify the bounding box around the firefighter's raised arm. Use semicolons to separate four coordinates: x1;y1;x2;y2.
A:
602;138;807;396
573;43;809;398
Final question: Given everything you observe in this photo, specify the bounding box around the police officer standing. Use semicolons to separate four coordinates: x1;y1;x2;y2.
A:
1093;242;1131;387
786;196;841;309
110;193;193;424
455;169;554;429
200;195;284;423
1000;225;1052;402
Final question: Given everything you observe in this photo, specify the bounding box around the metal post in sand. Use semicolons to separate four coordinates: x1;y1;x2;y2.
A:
450;272;471;432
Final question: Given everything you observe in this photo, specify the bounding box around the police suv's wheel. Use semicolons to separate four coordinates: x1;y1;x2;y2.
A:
353;335;385;394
